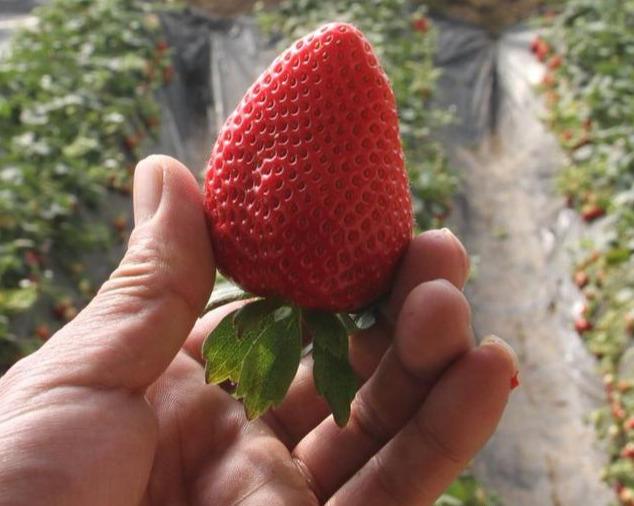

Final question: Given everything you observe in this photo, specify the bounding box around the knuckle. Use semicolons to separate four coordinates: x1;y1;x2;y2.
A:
349;392;392;447
413;414;462;464
412;279;470;321
100;228;199;317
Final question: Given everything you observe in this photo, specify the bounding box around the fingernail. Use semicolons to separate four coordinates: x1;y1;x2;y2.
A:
133;156;164;225
441;227;470;286
480;334;520;390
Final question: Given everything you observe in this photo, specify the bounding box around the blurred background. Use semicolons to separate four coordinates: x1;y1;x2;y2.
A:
1;0;633;504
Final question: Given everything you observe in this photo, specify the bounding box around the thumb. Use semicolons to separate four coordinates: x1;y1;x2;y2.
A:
36;155;215;391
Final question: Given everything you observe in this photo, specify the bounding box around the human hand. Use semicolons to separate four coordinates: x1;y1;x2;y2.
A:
0;155;517;506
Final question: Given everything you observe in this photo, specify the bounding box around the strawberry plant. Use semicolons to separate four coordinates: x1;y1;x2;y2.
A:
535;1;634;502
0;0;171;370
257;0;457;230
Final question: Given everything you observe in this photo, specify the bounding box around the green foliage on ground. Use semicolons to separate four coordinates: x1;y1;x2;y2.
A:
538;1;634;502
0;0;171;368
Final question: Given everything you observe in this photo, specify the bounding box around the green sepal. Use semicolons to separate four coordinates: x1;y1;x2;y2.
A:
306;311;359;427
202;309;258;384
337;313;360;334
305;310;348;357
203;300;302;421
236;308;302;420
233;298;284;338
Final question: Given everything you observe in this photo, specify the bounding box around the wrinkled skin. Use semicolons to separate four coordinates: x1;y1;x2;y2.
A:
0;156;516;506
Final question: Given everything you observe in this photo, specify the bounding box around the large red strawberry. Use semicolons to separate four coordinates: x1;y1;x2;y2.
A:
204;22;412;312
202;22;413;426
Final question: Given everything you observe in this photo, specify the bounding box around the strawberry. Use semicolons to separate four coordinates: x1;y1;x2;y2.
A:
575;316;593;333
530;36;550;62
547;54;563;70
155;40;169;54
621;443;634;459
162;65;175;84
625;312;634;334
541;71;556;88
581;204;606;222
561;129;573;142
24;250;41;268
35;324;51;340
574;270;589;288
202;23;413;426
412;16;429;34
204;22;412;312
113;214;127;234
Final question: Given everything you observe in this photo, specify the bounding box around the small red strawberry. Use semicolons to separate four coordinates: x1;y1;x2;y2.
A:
35;324;51;340
574;270;589;288
612;401;626;420
412;16;429;33
155;40;169;54
575;317;593;333
621;443;634;459
113;214;127;234
202;23;413;426
531;36;550;62
561;129;573;142
625;312;634;334
162;65;175;84
547;54;563;70
123;134;140;151
581;204;606;222
204;22;412;312
24;250;41;268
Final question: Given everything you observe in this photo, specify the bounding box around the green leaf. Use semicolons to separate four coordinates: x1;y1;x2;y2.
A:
202;309;259;384
236;309;302;420
0;285;38;313
305;310;348;357
309;313;358;427
234;298;283;337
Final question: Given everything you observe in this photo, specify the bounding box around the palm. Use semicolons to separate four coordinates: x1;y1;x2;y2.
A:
143;350;315;505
